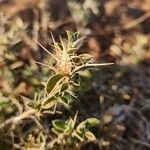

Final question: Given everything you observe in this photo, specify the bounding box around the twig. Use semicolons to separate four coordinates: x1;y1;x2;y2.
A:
123;11;150;29
130;138;150;148
0;109;36;130
71;62;114;76
10;96;23;114
29;116;44;130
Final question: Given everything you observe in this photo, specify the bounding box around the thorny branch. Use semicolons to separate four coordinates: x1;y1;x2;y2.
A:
0;109;36;130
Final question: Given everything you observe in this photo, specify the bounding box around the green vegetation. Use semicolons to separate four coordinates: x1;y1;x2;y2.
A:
0;0;149;149
0;31;113;149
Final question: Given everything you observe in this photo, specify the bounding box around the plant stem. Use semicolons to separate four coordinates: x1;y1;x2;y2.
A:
71;62;114;76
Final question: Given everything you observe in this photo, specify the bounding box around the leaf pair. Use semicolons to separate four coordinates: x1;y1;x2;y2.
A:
74;118;100;141
51;117;100;146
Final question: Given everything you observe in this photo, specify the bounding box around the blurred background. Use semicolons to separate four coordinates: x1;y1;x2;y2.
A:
0;0;150;149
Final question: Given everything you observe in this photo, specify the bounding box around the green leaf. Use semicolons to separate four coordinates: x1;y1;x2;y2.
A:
52;120;67;132
66;118;75;132
72;54;92;65
78;54;93;62
73;32;79;41
0;97;10;109
60;83;68;93
76;118;100;134
45;74;64;94
84;118;100;127
66;30;79;43
66;30;74;41
58;97;70;108
42;99;57;110
85;131;96;141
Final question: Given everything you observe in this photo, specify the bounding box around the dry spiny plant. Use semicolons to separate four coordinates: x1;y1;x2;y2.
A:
0;31;113;149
